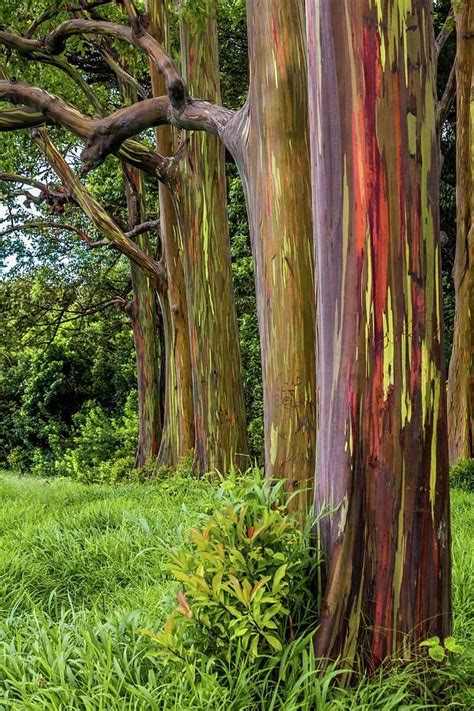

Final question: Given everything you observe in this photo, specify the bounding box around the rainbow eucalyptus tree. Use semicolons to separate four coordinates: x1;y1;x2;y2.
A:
177;4;247;473
122;162;162;467
116;72;162;468
145;0;247;472
146;0;195;466
0;0;247;473
306;0;452;666
232;0;316;504
0;0;314;490
447;0;473;463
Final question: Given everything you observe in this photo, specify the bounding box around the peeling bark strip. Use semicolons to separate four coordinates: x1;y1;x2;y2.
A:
230;0;316;505
178;3;247;473
306;0;451;665
447;0;473;463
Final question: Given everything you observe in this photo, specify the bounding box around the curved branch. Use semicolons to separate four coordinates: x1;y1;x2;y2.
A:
0;28;103;113
126;219;160;240
0;172;49;192
43;18;186;106
1;18;235;138
0;80;171;177
437;59;456;131
436;8;455;58
0;172;73;212
30;127;168;293
25;0;112;38
0;220;99;247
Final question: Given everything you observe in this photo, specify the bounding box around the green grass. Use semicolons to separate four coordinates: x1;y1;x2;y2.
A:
0;474;472;709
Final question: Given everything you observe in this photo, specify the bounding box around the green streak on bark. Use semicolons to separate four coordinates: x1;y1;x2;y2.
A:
447;0;473;463
240;0;316;508
306;0;451;667
147;0;195;466
120;77;162;469
178;3;247;473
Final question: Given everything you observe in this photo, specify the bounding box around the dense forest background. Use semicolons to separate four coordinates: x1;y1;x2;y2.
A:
0;0;456;481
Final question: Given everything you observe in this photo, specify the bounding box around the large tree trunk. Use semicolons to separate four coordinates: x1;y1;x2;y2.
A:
178;4;247;473
147;0;195;466
306;0;451;666
123;164;162;467
447;1;473;464
228;0;316;506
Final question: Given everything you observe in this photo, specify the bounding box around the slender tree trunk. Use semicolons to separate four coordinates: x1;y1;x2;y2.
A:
123;164;162;467
147;0;195;465
447;1;473;464
306;0;451;666
178;4;247;473
227;0;316;506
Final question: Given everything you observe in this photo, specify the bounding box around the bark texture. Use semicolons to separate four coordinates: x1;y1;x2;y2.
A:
178;4;247;473
147;0;195;466
231;0;316;506
306;0;451;665
123;165;162;467
447;1;473;464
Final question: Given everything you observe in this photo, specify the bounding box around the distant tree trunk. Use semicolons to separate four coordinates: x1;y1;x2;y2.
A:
306;0;451;666
447;1;473;464
123;164;162;467
228;0;316;506
147;0;195;466
178;4;247;473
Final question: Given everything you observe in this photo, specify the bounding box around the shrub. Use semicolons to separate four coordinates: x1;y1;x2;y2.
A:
143;470;321;671
55;392;138;483
450;458;474;493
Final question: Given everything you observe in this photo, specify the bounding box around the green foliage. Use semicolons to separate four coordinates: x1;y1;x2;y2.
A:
55;392;138;483
419;635;464;662
1;270;137;475
0;476;472;709
451;458;474;493
145;471;320;669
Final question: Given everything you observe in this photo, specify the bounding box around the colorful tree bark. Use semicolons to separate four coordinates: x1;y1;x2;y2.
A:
146;0;195;466
123;164;162;467
178;3;247;473
229;0;316;506
306;0;451;665
447;1;473;464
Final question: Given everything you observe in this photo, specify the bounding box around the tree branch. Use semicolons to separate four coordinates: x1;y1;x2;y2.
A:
0;172;49;192
30;127;168;293
0;29;103;114
25;0;112;38
435;8;455;57
0;173;74;213
43;18;187;105
2;18;235;137
0;80;171;176
0;220;103;248
126;219;160;240
437;59;456;131
0;105;53;131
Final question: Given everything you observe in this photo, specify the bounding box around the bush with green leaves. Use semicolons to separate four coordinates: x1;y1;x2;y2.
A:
55;392;138;483
450;458;474;493
143;471;321;670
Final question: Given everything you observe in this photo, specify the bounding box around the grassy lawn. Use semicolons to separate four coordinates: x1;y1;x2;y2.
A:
0;474;472;709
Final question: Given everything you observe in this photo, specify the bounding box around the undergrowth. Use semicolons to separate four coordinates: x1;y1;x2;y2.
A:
0;472;472;709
